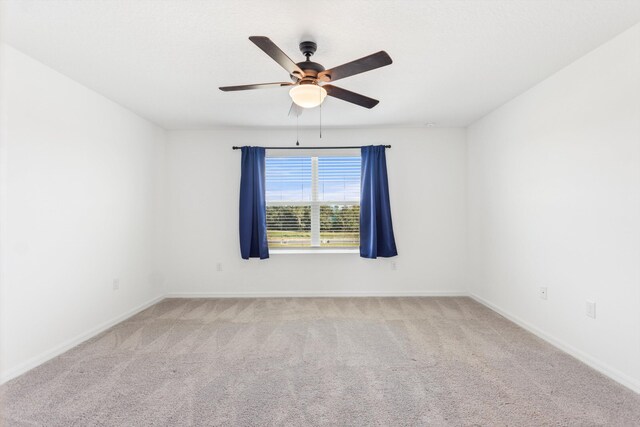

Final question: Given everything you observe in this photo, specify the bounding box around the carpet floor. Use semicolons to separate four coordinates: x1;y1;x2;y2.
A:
1;297;639;426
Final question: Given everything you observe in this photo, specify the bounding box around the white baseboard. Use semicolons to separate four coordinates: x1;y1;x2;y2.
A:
165;290;469;298
0;294;164;385
469;293;640;394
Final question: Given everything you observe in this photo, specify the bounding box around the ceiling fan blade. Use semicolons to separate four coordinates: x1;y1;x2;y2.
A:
219;82;294;92
288;102;304;117
249;36;305;78
318;51;392;82
323;85;379;109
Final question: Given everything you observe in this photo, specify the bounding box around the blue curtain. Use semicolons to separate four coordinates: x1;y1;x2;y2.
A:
239;147;269;259
360;145;398;258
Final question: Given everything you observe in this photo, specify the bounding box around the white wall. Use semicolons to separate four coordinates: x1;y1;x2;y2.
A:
0;45;167;382
467;24;640;391
165;127;467;296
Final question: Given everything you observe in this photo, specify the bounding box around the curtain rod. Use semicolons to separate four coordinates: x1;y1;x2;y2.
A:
232;145;391;150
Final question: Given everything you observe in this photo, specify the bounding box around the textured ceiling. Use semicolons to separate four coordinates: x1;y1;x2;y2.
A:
2;0;640;129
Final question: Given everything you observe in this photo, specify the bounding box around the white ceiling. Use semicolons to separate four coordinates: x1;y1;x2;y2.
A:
2;0;640;129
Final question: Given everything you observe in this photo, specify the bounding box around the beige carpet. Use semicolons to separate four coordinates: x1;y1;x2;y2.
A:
1;297;639;426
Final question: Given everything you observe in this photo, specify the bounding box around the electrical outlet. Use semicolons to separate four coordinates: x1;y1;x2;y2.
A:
216;263;223;272
390;261;397;270
539;287;547;300
586;301;596;319
112;279;120;291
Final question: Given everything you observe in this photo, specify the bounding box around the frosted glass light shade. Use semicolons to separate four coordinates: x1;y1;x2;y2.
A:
289;85;327;108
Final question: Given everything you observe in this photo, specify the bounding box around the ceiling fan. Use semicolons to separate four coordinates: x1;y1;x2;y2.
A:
219;36;392;115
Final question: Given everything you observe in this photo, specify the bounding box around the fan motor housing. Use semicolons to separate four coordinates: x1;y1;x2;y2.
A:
297;60;325;76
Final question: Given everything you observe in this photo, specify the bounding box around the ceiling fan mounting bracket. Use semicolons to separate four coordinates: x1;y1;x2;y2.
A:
299;41;317;59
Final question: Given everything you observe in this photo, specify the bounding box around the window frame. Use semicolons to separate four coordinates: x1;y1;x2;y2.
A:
265;152;361;254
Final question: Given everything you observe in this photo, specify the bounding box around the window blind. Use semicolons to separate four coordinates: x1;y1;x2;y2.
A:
265;155;361;249
265;157;312;202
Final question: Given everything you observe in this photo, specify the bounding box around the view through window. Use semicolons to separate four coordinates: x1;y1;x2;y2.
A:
265;155;361;249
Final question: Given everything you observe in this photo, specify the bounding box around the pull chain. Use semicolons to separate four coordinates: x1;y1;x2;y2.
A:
319;89;322;139
296;110;300;146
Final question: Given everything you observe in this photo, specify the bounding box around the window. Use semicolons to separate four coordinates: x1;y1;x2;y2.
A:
265;154;361;251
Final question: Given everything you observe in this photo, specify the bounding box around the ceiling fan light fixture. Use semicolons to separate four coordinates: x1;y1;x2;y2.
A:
289;84;327;108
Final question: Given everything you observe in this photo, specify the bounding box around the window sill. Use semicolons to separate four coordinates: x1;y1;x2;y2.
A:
270;248;359;255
